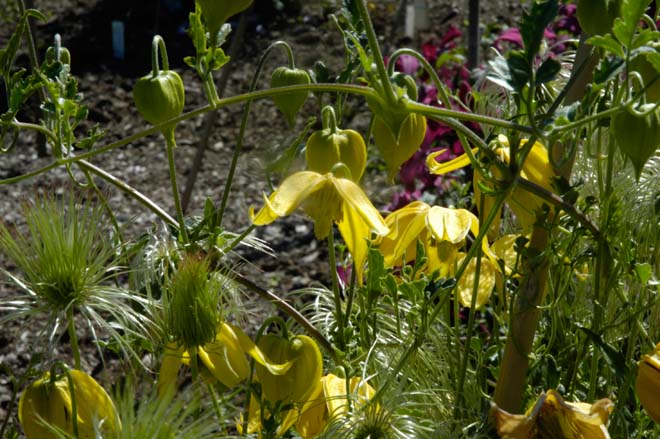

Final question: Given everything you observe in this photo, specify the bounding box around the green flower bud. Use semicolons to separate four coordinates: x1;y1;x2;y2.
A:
306;106;367;181
612;104;660;179
167;255;220;349
270;66;311;126
133;36;185;142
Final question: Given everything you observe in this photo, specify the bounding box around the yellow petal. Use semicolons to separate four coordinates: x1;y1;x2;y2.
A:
250;171;328;225
636;344;660;424
456;254;496;309
332;177;389;237
296;378;328;439
427;148;477;175
427;206;477;244
19;373;71;439
379;201;430;267
67;369;121;437
337;204;372;285
426;240;458;277
491;390;613;439
229;323;293;376
158;342;185;398
323;373;376;421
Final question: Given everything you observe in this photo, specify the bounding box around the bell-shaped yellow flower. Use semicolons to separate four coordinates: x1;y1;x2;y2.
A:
428;135;555;232
490;389;613;439
250;171;389;283
19;369;120;439
378;201;489;277
455;252;497;309
636;342;660;423
158;322;291;396
296;373;377;439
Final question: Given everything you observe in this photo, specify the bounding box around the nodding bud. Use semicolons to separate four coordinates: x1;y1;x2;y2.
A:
167;255;220;349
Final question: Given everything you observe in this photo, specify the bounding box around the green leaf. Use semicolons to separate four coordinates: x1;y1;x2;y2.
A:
587;35;624;58
366;246;386;297
593;56;624;84
535;58;561;84
520;0;558;62
486;55;515;91
578;326;628;377
645;51;660;73
208;48;230;71
635;262;652;284
188;6;207;56
507;50;532;91
612;0;648;47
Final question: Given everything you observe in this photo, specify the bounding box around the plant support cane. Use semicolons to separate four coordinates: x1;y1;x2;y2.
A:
493;35;599;412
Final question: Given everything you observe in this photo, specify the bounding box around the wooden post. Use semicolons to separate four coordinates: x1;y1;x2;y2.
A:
467;0;480;69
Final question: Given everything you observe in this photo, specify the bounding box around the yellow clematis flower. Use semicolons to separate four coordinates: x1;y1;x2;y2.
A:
455;252;497;309
158;322;291;397
250;171;389;283
19;369;120;439
490;389;613;439
296;373;377;439
378;201;491;277
636;342;660;423
427;135;556;233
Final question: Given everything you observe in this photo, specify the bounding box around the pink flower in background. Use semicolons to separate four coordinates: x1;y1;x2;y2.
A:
395;54;420;75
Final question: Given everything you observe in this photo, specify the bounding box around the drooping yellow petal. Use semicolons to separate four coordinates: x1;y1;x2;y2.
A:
427;206;477;244
229;323;293;376
67;369;121;437
250;171;328;226
379;201;430;267
236;394;264;436
456;254;496;309
337;204;372;285
491;234;523;276
323;373;376;421
296;378;329;439
426;148;477;175
332;177;389;237
491;390;613;439
158;342;185;397
198;323;250;389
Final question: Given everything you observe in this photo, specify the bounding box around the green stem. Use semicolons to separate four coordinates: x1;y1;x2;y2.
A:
3;83;528;188
207;383;224;424
76;160;177;227
328;231;345;351
517;177;600;238
63;368;80;438
355;0;397;105
216;40;293;228
67;307;81;370
165;136;188;244
387;48;453;109
454;202;485;416
220;224;256;255
151;35;169;77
